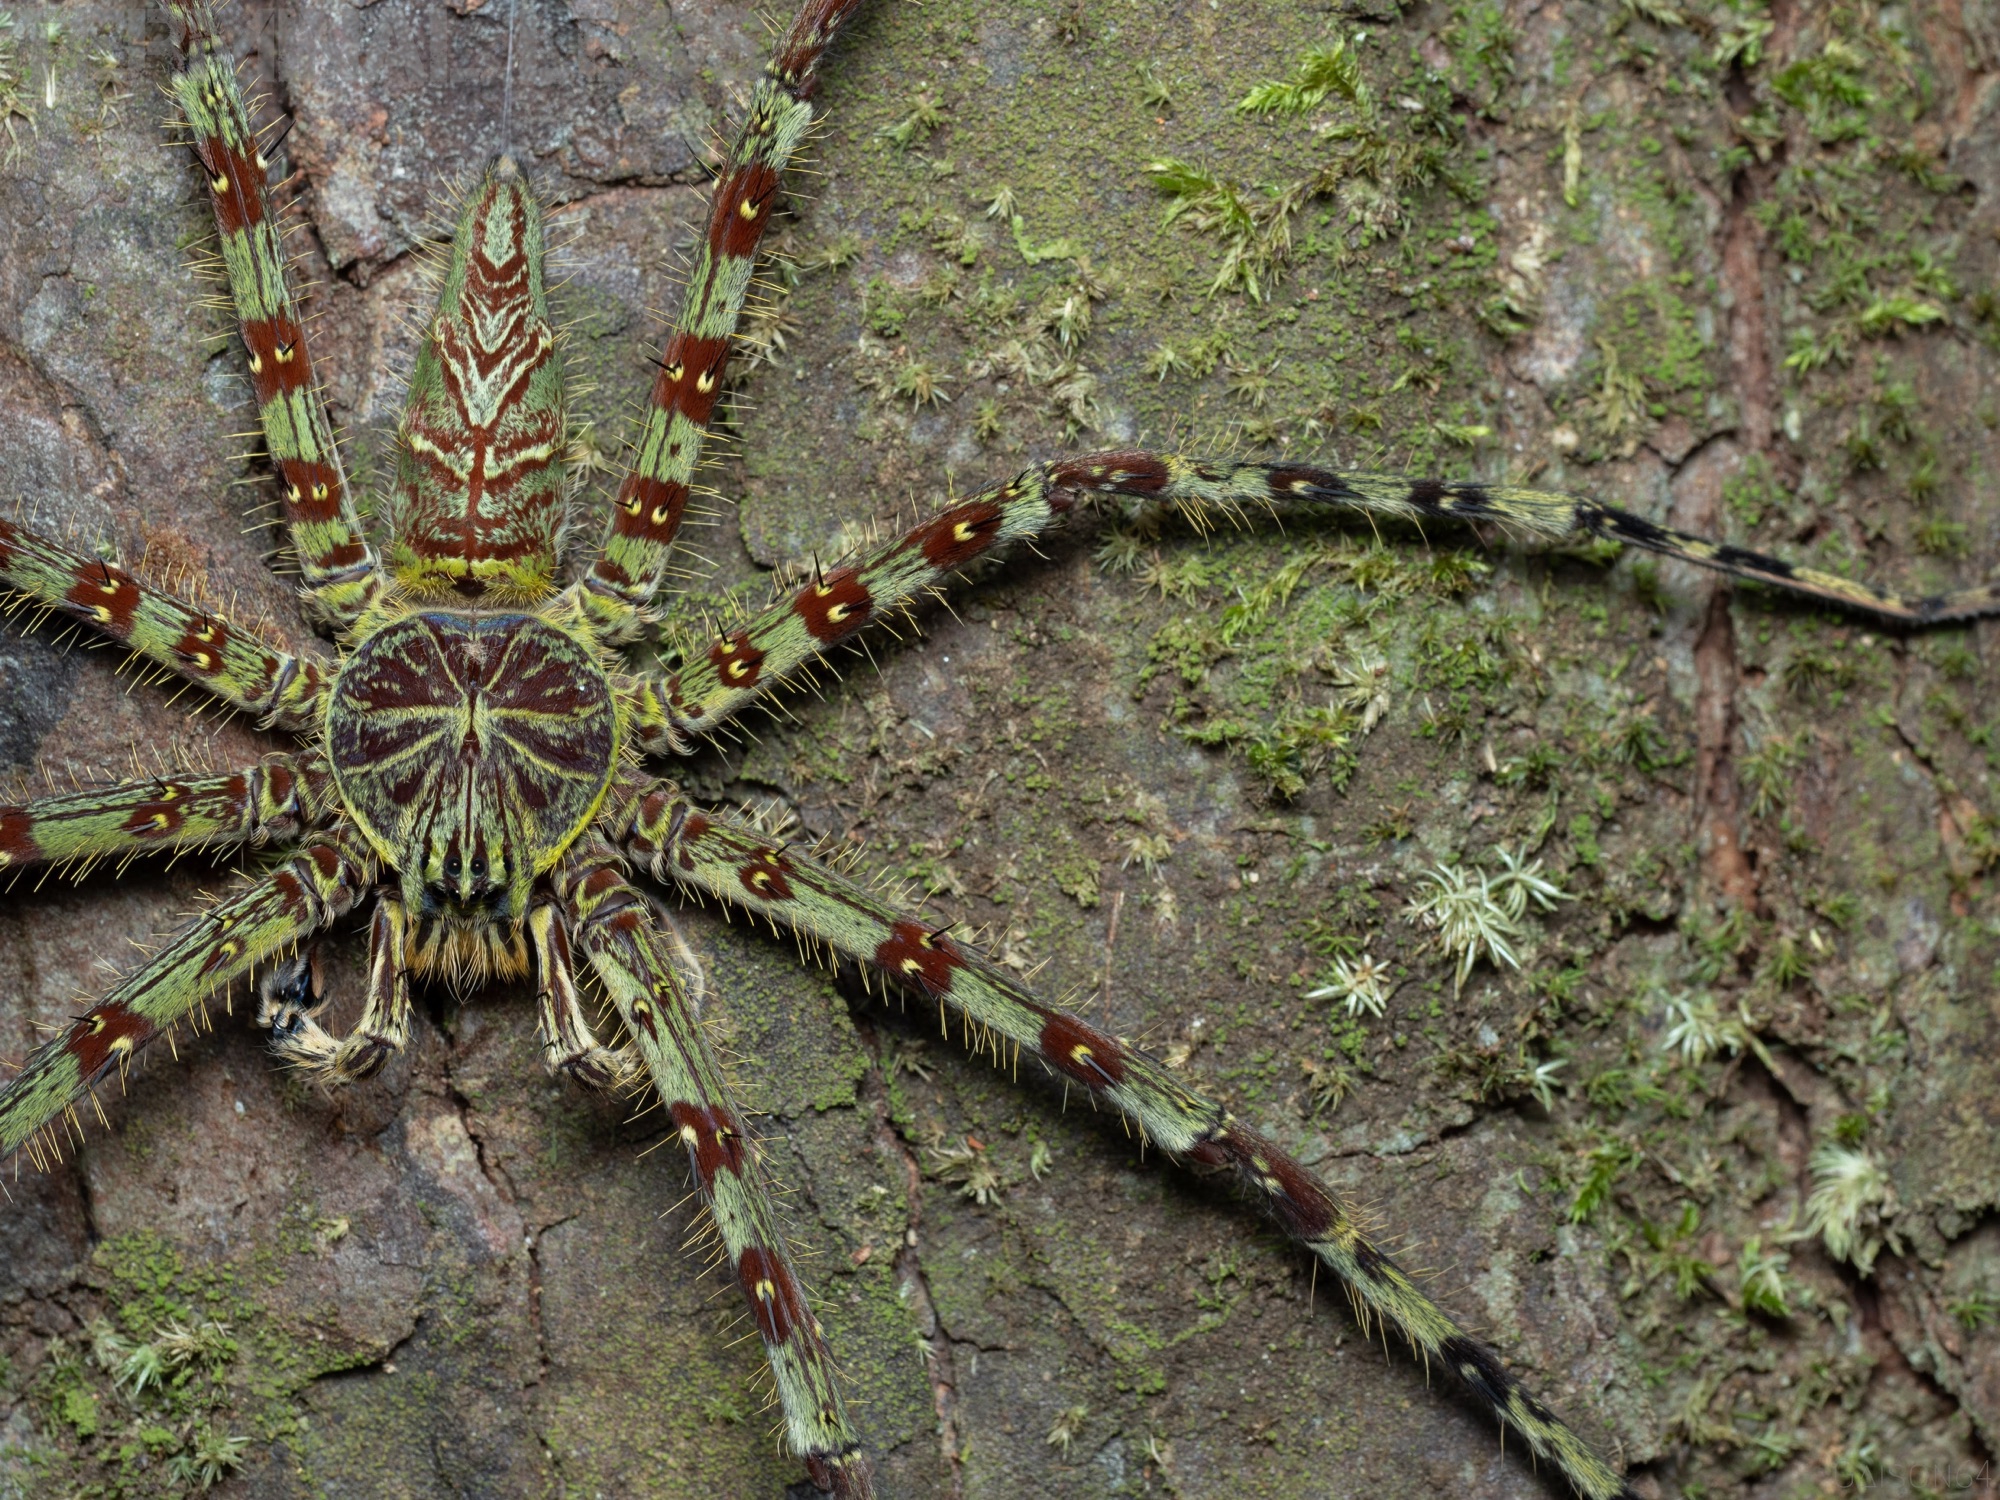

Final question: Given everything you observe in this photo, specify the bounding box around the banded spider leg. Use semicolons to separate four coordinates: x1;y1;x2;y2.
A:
627;451;2000;757
164;0;383;628
0;828;373;1171
612;783;1636;1500
552;843;869;1497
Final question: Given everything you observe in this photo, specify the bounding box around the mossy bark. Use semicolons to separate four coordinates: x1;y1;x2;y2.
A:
3;2;2000;1497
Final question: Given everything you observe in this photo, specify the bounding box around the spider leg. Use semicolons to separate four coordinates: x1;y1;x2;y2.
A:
551;844;870;1500
0;828;374;1172
617;784;1637;1500
259;893;413;1084
527;899;637;1090
0;750;332;877
0;519;333;730
625;446;2000;751
163;0;385;632
566;0;867;643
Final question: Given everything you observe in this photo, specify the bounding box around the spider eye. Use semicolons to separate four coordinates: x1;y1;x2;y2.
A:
444;853;462;878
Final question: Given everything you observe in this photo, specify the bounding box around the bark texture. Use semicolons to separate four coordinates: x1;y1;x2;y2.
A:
4;3;2000;1497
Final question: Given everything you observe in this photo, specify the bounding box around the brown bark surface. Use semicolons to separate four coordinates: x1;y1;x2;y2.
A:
4;3;2000;1497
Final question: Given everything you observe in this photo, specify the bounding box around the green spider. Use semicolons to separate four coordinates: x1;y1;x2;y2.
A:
1;1;1992;1496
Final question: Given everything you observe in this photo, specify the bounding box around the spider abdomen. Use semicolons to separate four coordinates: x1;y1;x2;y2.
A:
326;610;618;925
387;158;566;602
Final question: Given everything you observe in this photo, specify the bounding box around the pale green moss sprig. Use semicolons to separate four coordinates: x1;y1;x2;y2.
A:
1306;952;1392;1017
168;1425;251;1489
1406;845;1572;993
1801;1142;1896;1274
1328;650;1390;733
1235;37;1369;118
1046;1402;1090;1455
1736;1235;1798;1318
1519;1056;1566;1111
927;1135;1002;1206
88;1314;236;1395
1658;989;1775;1071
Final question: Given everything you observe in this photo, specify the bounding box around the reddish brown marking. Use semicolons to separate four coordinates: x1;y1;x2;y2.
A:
0;517;18;569
873;920;962;997
673;811;711;871
1050;451;1172;496
267;870;310;927
670;1100;748;1181
910;500;1004;571
66;1001;156;1078
308;843;342;880
0;806;41;865
1038;1012;1128;1088
63;562;140;635
241;316;311;399
1243;1133;1336;1238
201;137;265;236
622;990;661;1039
122;790;188;841
277;460;349;532
772;0;867;91
712;161;782;259
1189;1125;1337;1239
172;616;234;676
735;1244;809;1346
708;631;766;690
1263;465;1328;497
590;555;635;591
653;332;730;428
794;567;873;644
286;662;329;710
259;764;289;809
611;474;690;541
1185;1139;1230;1169
581;866;623;901
736;847;793;902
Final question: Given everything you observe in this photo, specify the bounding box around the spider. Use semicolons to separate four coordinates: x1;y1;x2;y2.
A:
3;1;1997;1496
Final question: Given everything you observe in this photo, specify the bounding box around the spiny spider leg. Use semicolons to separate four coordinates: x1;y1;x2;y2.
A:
569;0;867;642
527;901;636;1091
552;844;870;1499
162;0;383;631
631;449;2000;753
0;750;331;876
616;783;1636;1500
260;893;413;1083
0;519;334;731
0;829;374;1172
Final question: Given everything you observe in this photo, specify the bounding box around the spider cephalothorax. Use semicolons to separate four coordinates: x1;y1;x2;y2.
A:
3;2;1996;1497
326;607;619;930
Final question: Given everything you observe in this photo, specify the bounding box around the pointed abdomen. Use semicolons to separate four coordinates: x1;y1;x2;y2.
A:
389;159;567;602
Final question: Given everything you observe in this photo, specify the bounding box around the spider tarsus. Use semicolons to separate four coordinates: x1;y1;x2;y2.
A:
254;949;320;1031
549;1042;637;1093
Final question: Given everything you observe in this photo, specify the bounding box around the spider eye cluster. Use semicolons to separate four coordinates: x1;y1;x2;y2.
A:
326;610;619;923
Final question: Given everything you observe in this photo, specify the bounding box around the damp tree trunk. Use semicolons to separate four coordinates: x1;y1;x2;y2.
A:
3;2;2000;1497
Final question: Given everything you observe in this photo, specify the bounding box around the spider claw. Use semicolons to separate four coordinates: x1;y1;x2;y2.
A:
255;950;322;1031
550;1043;638;1092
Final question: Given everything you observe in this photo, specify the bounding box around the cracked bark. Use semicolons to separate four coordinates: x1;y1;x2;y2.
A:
1680;150;1774;912
5;2;2000;1496
862;1028;966;1500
